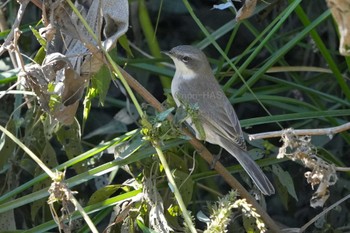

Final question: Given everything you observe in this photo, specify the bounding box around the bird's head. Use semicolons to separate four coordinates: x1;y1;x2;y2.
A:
163;45;211;79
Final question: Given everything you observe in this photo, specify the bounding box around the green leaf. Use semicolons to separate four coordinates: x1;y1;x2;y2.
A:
88;184;122;205
33;46;46;65
0;68;19;84
137;219;158;233
173;170;193;207
115;133;145;162
29;25;47;48
156;107;174;121
82;86;96;132
118;34;134;57
241;109;350;127
192;116;205;141
272;164;298;201
83;65;111;131
91;65;112;105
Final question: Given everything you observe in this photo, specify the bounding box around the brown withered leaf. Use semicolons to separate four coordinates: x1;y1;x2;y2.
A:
23;0;129;124
236;0;257;21
22;53;81;125
53;102;80;127
327;0;350;56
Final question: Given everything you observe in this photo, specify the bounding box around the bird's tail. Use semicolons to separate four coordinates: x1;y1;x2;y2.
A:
222;140;275;195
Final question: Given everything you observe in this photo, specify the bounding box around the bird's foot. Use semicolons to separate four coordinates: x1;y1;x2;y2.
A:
210;147;223;169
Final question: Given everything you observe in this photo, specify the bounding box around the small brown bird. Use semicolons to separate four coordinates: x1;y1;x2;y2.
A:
165;45;275;195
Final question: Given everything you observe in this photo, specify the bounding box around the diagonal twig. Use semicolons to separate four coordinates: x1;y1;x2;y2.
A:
0;0;30;56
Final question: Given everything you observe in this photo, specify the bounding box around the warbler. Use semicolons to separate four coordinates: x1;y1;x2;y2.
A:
165;45;275;195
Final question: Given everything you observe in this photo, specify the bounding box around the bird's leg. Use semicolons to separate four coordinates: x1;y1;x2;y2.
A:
210;147;223;169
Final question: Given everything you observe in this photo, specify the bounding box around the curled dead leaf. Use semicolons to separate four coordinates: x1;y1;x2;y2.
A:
22;53;82;125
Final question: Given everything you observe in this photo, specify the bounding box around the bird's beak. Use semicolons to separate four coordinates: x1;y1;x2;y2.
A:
161;50;171;57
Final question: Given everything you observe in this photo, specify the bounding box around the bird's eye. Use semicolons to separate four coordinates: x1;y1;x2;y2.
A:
181;56;190;63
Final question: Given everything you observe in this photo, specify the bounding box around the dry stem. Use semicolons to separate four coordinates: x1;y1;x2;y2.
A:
248;122;350;140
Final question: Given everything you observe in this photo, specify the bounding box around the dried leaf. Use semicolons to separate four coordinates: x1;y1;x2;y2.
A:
23;53;82;124
272;164;298;201
53;102;79;125
327;0;350;55
24;0;129;125
30;25;47;48
144;177;174;233
236;0;257;21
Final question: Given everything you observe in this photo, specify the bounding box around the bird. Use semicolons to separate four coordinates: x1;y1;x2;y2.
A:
164;45;275;195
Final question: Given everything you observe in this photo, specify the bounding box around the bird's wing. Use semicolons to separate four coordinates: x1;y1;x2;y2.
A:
198;96;247;150
174;77;246;150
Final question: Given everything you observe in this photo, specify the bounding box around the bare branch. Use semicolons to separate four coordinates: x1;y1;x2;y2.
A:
0;0;30;56
335;166;350;172
299;193;350;232
248;122;350;141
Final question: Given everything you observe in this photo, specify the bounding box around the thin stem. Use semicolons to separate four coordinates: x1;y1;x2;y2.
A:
70;195;98;233
0;125;55;179
0;0;29;55
299;193;350;232
153;142;196;233
249;122;350;140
